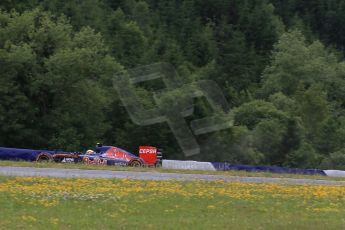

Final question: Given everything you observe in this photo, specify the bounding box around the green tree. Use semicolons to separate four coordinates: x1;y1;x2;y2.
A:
40;0;110;31
295;84;329;142
0;9;122;151
285;142;321;168
261;30;345;98
316;116;345;154
233;100;287;130
320;148;345;170
106;9;147;67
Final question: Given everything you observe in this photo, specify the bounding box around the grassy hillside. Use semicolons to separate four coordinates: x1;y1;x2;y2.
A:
0;176;344;229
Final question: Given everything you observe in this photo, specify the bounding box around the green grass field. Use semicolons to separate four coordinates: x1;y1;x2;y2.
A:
0;176;345;229
0;160;344;181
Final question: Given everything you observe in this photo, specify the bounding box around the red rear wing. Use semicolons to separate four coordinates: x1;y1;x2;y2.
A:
139;146;157;165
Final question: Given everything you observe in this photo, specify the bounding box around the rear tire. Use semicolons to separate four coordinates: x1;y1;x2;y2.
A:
36;153;52;162
129;160;142;167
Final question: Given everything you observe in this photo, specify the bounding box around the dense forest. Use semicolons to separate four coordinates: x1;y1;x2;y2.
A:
1;0;345;169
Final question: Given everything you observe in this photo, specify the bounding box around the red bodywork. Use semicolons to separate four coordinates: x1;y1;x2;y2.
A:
139;146;158;166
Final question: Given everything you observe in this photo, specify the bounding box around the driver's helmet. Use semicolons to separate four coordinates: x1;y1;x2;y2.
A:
86;149;96;155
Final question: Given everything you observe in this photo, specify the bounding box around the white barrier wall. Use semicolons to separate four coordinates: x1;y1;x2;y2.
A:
162;160;216;171
323;170;345;177
162;160;345;178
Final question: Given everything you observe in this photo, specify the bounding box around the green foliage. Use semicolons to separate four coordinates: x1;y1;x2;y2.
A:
216;126;265;165
252;119;287;165
268;92;297;114
0;9;122;150
261;30;345;97
316;116;345;154
106;9;147;67
296;84;329;139
234;100;287;130
1;1;345;168
285;142;321;169
321;149;345;170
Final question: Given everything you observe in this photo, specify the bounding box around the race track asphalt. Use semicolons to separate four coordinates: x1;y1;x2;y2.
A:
0;166;344;186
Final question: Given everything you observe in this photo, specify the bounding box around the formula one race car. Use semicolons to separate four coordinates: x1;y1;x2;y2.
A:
0;144;162;167
80;145;162;167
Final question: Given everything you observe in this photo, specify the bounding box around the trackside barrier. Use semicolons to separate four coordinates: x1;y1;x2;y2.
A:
162;160;216;171
211;162;326;176
161;160;345;177
323;170;345;177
